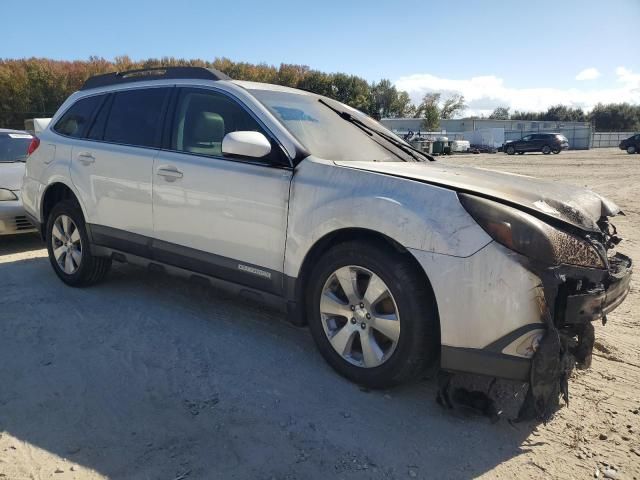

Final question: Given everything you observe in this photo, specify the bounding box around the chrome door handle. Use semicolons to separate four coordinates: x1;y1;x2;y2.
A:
77;152;95;165
157;167;183;180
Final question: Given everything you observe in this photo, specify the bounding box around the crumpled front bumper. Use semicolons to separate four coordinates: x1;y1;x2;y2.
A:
520;252;633;421
564;253;632;324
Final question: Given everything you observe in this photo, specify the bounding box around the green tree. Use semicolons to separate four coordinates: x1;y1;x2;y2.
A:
589;103;640;131
489;106;510;120
440;94;466;119
415;93;441;131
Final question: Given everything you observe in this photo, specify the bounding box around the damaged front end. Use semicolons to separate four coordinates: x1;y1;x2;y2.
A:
459;194;633;422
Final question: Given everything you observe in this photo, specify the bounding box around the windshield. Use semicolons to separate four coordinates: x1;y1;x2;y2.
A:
0;133;32;162
248;89;407;162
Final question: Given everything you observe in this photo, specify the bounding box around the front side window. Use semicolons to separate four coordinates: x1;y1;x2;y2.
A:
171;88;265;158
54;95;104;138
103;88;169;148
248;89;404;162
521;135;532;141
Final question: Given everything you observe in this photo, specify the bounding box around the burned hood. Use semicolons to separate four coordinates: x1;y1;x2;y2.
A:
0;162;26;191
334;161;622;232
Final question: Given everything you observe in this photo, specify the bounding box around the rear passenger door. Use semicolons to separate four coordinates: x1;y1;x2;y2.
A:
68;87;170;244
151;87;293;294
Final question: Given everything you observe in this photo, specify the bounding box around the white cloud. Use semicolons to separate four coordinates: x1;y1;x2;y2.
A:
394;67;640;117
575;67;601;81
616;66;640;85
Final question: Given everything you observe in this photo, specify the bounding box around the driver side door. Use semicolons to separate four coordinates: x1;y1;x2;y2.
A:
517;134;532;151
152;87;293;294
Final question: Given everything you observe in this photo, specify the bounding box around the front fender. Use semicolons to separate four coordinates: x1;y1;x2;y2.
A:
283;158;492;278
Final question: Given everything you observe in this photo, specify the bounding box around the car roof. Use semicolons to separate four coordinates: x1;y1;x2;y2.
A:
232;80;315;96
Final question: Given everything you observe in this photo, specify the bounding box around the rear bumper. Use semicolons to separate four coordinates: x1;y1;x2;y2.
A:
0;197;38;235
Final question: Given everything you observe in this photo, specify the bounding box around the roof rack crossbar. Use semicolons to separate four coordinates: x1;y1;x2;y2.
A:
80;66;231;90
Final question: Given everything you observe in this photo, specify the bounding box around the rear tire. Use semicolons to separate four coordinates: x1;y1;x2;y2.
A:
46;200;111;287
306;240;439;388
627;146;637;154
542;145;551;154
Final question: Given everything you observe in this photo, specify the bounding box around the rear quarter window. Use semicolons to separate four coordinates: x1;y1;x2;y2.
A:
54;95;104;138
102;88;170;148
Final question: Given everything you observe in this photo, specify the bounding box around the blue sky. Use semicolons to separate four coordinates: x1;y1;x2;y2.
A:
3;0;639;114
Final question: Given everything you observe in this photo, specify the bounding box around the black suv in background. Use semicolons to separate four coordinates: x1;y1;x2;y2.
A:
619;133;639;154
503;133;569;155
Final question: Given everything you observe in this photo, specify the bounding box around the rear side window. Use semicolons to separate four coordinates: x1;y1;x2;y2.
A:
87;95;112;140
54;95;103;138
103;88;169;148
0;133;32;162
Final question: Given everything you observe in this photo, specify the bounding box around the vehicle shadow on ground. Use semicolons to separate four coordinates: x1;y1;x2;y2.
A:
0;256;543;479
0;232;43;255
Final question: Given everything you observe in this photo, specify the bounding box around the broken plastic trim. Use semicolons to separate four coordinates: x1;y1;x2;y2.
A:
515;250;632;422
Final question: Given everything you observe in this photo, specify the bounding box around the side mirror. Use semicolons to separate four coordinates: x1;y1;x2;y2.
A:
222;131;271;159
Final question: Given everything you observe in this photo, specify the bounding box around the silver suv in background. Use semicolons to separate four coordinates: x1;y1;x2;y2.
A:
22;68;632;419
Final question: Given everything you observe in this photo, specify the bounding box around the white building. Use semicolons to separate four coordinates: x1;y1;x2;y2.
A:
380;118;592;149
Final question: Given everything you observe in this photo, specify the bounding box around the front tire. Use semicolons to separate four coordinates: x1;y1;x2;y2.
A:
306;241;439;388
46;200;111;287
627;145;637;154
506;146;516;155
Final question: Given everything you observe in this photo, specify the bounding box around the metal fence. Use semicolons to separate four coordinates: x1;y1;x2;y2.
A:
591;132;635;148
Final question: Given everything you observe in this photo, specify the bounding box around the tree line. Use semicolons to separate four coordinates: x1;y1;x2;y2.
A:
1;57;637;132
487;104;640;132
0;56;415;129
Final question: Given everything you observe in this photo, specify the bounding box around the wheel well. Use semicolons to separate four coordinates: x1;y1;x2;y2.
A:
291;228;439;328
42;183;78;229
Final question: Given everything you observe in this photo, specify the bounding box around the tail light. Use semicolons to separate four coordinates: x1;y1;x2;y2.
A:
27;137;40;156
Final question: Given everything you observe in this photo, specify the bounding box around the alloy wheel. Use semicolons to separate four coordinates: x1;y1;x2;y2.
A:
319;265;401;368
51;214;82;274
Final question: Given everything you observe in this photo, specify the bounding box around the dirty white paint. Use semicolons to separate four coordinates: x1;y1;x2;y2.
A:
409;242;544;350
284;157;492;278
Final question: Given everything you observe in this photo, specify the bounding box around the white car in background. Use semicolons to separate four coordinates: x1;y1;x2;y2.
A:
21;67;632;420
0;129;39;235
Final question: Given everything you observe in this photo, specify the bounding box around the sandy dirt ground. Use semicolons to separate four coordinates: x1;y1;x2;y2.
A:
0;148;638;480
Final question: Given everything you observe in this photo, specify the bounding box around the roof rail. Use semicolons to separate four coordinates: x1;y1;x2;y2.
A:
80;66;231;90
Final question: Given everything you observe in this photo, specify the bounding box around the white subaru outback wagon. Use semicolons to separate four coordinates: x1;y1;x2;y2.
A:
22;67;632;417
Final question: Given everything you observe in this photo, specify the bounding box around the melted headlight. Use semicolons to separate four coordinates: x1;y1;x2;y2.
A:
459;193;605;268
